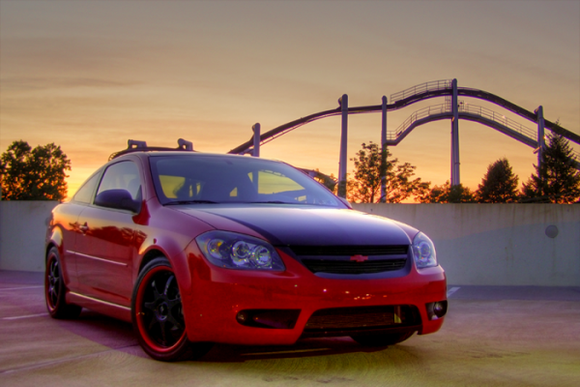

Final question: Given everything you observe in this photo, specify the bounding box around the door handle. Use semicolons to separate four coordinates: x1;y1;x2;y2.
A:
79;222;89;233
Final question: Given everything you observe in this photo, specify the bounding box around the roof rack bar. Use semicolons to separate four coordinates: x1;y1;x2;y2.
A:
109;138;195;160
128;140;147;149
178;138;193;151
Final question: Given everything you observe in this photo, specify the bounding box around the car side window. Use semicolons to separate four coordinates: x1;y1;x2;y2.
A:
96;161;142;202
72;171;102;204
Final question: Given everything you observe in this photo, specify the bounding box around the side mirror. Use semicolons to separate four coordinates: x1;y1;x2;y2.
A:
95;189;141;213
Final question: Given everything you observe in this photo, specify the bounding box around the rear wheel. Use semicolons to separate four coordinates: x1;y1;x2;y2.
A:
132;257;212;362
45;247;82;319
351;331;415;347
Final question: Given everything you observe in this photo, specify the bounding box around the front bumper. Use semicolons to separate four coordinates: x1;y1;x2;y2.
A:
182;250;447;345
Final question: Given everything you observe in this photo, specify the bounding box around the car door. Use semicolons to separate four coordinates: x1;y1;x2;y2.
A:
52;169;103;292
74;160;142;306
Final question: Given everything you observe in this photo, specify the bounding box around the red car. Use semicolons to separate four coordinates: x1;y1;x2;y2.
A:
45;140;447;361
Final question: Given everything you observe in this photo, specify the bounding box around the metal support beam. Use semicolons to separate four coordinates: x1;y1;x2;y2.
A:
380;96;387;203
337;94;348;198
252;123;261;157
535;106;545;172
450;79;460;186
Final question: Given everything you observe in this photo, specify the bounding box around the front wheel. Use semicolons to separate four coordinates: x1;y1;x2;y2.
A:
132;257;212;361
351;331;415;347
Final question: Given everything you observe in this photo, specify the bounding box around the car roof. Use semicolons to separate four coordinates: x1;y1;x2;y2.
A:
110;148;290;170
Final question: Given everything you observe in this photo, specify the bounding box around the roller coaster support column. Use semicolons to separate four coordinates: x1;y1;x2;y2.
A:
535;106;545;174
380;96;387;203
252;123;261;157
337;95;349;198
451;79;460;186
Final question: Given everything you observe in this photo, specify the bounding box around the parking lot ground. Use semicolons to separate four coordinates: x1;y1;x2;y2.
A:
1;270;579;387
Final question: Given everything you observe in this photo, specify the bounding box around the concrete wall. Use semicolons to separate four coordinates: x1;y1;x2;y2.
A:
353;203;580;286
0;201;578;286
0;201;59;272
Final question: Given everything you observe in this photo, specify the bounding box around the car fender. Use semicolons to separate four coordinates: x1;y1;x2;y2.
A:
135;234;193;284
46;225;64;258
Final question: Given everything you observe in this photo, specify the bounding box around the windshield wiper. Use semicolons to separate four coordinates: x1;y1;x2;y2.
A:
166;200;218;205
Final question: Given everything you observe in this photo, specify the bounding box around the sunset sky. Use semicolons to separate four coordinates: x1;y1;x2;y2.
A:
1;0;579;198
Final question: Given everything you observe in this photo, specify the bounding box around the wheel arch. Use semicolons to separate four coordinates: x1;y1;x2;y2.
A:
138;248;166;273
45;242;58;262
45;226;64;262
136;243;194;295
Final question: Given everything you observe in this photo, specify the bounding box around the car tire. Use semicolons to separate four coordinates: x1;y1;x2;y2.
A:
45;247;82;319
131;257;212;362
351;331;415;347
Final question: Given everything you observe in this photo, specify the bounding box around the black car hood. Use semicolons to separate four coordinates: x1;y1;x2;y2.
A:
176;204;413;247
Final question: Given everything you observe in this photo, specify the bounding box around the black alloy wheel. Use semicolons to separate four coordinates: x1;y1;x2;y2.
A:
45;247;82;319
132;257;212;362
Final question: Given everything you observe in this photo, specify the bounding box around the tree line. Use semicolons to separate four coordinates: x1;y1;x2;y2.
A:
346;132;580;204
1;133;579;203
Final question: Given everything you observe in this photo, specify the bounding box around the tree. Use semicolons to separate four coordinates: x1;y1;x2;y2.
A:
0;140;71;200
419;181;476;203
348;142;384;203
348;141;429;203
521;133;580;203
476;158;519;203
310;169;338;192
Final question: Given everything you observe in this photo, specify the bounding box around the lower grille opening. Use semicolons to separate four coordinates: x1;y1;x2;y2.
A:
302;305;421;338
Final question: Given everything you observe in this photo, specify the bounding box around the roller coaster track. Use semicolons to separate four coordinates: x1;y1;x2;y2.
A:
389;102;579;156
228;79;580;168
389;103;532;144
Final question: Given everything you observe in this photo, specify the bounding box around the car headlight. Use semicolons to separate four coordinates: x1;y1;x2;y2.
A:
412;232;437;268
196;231;285;271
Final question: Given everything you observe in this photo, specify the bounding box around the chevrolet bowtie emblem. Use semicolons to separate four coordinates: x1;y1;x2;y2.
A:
350;255;368;262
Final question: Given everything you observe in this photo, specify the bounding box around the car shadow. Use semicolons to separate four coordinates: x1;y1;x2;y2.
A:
201;337;390;362
56;310;393;362
55;310;138;350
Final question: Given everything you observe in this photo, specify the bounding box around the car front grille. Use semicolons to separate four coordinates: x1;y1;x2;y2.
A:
288;245;409;275
301;258;407;274
290;245;408;256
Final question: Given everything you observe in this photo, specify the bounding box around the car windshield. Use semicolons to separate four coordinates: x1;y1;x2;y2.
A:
149;154;345;208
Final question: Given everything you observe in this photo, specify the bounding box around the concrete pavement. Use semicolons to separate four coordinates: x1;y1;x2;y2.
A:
1;270;579;387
